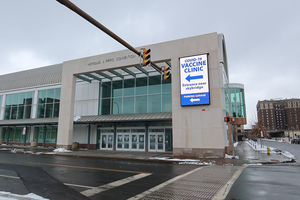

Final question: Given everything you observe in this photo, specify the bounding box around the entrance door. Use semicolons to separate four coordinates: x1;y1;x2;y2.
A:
149;133;164;152
131;134;145;151
100;133;113;150
116;133;130;150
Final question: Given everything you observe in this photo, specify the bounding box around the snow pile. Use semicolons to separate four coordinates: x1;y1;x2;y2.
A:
234;142;238;147
225;154;239;159
148;157;213;165
0;191;48;200
246;140;295;159
53;148;72;153
10;149;43;155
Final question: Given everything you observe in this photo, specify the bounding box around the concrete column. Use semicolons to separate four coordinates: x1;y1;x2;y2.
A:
0;94;6;120
57;64;76;150
31;90;39;119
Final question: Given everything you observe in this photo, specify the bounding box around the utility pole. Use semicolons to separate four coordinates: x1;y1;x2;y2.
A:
56;0;162;71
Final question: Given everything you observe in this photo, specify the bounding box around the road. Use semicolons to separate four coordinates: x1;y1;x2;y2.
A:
225;163;300;200
0;150;199;200
262;139;300;161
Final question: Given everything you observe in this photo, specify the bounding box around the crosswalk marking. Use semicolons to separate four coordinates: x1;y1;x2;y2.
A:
81;173;151;197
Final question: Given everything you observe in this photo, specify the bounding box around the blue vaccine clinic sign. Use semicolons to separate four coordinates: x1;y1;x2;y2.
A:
180;54;210;106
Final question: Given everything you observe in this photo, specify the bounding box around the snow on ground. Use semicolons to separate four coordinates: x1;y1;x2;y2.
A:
53;148;72;153
0;191;48;200
225;154;239;159
246;140;295;159
148;157;213;165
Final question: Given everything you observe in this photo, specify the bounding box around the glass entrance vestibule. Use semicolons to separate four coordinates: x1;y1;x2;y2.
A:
97;126;172;152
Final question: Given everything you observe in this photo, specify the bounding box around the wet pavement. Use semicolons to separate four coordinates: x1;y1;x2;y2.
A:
0;141;293;165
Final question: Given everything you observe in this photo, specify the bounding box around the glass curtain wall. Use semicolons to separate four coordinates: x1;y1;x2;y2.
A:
230;88;246;118
37;88;61;118
99;75;171;115
4;92;33;120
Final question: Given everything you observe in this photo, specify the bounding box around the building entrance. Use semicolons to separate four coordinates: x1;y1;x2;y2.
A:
116;128;145;151
148;128;165;152
97;129;114;150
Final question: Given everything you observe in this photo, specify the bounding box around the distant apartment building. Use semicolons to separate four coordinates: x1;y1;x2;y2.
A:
257;99;300;136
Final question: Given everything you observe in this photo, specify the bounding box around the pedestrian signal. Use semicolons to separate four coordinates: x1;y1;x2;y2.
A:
224;117;230;122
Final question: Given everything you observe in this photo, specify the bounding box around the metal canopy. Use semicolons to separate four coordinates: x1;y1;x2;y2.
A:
151;63;162;73
76;75;91;83
166;61;171;67
135;66;149;75
121;68;136;77
96;72;112;80
85;74;102;82
108;70;124;79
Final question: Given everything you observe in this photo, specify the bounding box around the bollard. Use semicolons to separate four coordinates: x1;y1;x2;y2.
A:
267;146;271;155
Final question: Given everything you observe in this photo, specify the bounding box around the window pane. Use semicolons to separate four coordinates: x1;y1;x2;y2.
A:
17;106;24;119
45;104;53;118
37;104;45;118
24;105;31;119
9;128;15;141
136;77;147;95
53;103;60;117
51;127;58;143
112;98;122;114
39;90;46;104
123;79;134;96
6;94;12;106
45;126;52;143
46;89;54;104
11;106;17;119
162;77;171;93
112;80;123;97
149;94;161;113
101;82;111;98
54;88;61;103
14;127;22;142
149;75;161;94
19;93;26;105
12;93;19;106
100;99;111;115
123;97;134;114
162;93;172;112
135;96;147;113
4;106;11;119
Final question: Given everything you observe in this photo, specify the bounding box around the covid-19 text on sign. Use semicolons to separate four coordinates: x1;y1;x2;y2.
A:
180;54;210;106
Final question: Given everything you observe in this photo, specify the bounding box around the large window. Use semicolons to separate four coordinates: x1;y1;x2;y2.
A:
4;92;33;120
1;127;30;143
37;88;61;118
99;75;172;115
229;88;246;118
34;126;58;143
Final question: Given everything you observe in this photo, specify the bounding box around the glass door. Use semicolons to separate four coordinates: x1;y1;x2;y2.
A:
148;129;165;152
117;134;123;150
100;133;113;150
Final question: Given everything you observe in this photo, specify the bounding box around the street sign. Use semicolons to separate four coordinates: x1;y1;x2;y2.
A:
180;54;210;106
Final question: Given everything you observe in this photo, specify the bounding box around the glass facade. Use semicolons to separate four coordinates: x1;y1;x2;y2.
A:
34;126;58;143
99;75;172;115
37;88;61;118
4;92;33;120
229;88;246;118
1;127;30;143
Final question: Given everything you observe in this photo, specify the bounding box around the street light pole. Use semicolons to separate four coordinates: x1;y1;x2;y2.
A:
56;0;162;71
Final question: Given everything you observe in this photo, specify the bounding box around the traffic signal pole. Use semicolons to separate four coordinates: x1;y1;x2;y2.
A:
56;0;162;71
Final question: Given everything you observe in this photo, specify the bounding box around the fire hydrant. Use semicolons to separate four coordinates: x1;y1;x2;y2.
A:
267;146;271;155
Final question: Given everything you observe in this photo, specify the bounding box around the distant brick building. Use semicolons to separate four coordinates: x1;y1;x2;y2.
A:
257;99;300;134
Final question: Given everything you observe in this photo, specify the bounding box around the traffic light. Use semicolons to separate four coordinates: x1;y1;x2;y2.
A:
163;66;170;81
142;48;151;66
224;117;230;122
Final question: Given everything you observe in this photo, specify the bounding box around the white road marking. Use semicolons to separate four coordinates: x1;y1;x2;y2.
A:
211;165;248;200
81;173;151;197
0;174;20;179
127;166;206;200
64;183;94;189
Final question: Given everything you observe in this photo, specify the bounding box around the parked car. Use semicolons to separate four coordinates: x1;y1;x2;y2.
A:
291;138;300;144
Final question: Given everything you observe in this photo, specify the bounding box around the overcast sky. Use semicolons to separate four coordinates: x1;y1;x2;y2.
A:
0;0;299;128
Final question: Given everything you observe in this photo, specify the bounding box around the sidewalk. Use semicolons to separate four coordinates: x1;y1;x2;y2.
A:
0;141;293;165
